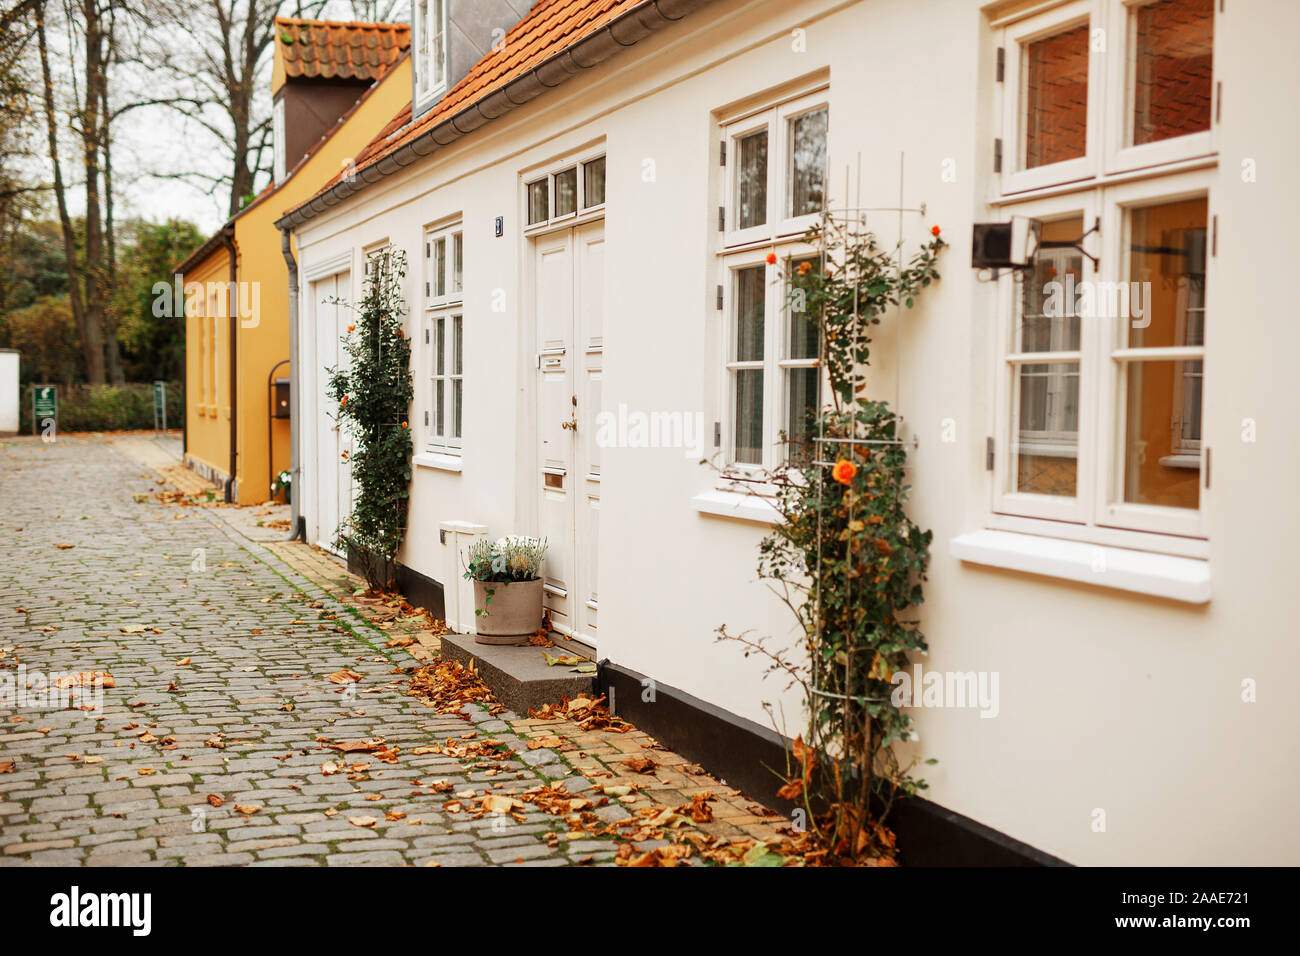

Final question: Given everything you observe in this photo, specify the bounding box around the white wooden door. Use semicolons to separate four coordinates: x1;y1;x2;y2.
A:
536;221;604;645
311;272;353;554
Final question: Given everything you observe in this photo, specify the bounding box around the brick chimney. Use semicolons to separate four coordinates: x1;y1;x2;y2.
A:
271;17;412;184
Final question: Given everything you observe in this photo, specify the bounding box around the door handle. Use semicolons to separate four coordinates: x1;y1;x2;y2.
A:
561;418;578;432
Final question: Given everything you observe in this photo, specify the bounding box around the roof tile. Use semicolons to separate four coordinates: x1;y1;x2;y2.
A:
276;16;411;83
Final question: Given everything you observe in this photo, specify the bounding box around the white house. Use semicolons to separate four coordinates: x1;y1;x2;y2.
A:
276;0;1300;865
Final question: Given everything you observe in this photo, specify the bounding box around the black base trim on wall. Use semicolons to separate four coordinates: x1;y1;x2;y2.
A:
597;661;1068;867
346;546;446;622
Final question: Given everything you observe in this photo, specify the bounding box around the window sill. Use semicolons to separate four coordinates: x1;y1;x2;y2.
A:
413;452;462;473
949;529;1210;604
691;489;779;525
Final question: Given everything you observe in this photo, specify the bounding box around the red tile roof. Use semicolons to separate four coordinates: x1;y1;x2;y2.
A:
276;17;411;83
290;0;651;207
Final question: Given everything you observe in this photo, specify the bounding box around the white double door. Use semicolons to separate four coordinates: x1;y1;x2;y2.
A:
535;221;604;646
309;271;354;555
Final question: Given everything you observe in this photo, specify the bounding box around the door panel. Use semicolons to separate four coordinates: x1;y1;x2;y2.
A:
534;221;604;645
311;271;352;555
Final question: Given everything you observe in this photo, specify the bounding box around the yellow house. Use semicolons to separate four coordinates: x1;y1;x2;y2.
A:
178;17;411;503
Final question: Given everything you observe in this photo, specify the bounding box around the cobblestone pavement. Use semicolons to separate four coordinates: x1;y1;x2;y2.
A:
0;435;784;867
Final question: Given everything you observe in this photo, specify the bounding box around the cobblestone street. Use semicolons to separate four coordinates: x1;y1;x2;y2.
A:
0;435;782;867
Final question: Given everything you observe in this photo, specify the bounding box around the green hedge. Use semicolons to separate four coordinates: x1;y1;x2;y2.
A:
23;382;184;433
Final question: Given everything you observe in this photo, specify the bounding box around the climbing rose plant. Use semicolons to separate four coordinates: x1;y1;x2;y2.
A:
326;248;414;589
718;218;945;864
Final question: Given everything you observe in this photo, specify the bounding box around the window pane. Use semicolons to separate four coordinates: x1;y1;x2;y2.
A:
555;168;578;217
1128;197;1207;349
1020;217;1084;352
1131;0;1213;146
452;315;462;375
1021;22;1089;169
430;0;446;86
735;129;768;229
788;108;827;218
435;381;444;436
435;318;445;375
453;380;462;440
787;256;819;359
785;367;820;465
1122;359;1201;508
433;237;446;297
733;369;764;465
416;0;429;92
527;179;548;225
1013;362;1079;496
451;233;462;293
583;157;606;207
734;265;765;361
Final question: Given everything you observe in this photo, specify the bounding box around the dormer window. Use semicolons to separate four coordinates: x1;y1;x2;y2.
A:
415;0;448;110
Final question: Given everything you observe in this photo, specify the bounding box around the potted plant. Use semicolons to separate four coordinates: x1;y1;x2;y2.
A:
463;536;548;645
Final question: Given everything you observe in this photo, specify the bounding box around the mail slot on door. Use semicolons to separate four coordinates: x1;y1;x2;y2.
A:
541;356;563;369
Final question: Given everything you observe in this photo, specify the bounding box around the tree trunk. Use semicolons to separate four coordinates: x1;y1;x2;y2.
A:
101;53;124;384
36;2;98;383
79;0;108;385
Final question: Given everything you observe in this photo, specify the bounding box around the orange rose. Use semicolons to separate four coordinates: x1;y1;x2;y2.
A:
347;324;355;332
340;395;348;406
931;225;941;237
765;252;777;265
401;421;408;429
832;458;857;486
797;261;812;276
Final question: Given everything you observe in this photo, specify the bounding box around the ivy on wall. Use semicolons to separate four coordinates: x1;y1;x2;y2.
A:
326;248;414;589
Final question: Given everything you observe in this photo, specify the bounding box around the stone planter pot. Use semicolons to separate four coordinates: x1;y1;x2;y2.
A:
472;579;543;645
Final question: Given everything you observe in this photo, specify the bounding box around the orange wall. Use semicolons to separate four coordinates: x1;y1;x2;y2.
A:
183;246;232;481
191;56;411;503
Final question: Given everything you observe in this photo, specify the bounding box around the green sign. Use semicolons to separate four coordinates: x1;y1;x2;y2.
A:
32;385;56;435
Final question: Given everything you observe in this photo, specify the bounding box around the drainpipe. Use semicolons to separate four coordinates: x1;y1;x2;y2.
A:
280;227;305;541
220;225;238;503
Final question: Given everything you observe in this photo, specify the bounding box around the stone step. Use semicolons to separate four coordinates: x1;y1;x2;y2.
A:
439;632;594;716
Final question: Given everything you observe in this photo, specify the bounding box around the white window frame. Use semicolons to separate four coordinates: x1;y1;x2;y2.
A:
990;170;1212;546
721;245;824;475
414;0;448;111
998;0;1100;195
1101;0;1217;175
523;152;606;233
422;220;463;455
997;0;1216;198
1095;170;1210;539
722;89;829;247
272;96;286;185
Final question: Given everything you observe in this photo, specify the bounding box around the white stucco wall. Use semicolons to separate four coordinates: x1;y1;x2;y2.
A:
0;352;18;435
292;0;1300;865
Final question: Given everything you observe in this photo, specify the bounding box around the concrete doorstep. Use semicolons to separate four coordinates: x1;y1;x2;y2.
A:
439;632;595;715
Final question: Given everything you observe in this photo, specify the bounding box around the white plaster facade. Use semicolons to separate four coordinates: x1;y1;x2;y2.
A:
286;0;1300;865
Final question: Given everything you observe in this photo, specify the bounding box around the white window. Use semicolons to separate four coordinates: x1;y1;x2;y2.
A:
272;96;286;185
415;0;448;110
996;0;1214;196
423;221;463;453
722;90;828;246
989;1;1214;549
717;86;827;471
992;192;1215;539
722;251;823;472
525;154;605;230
